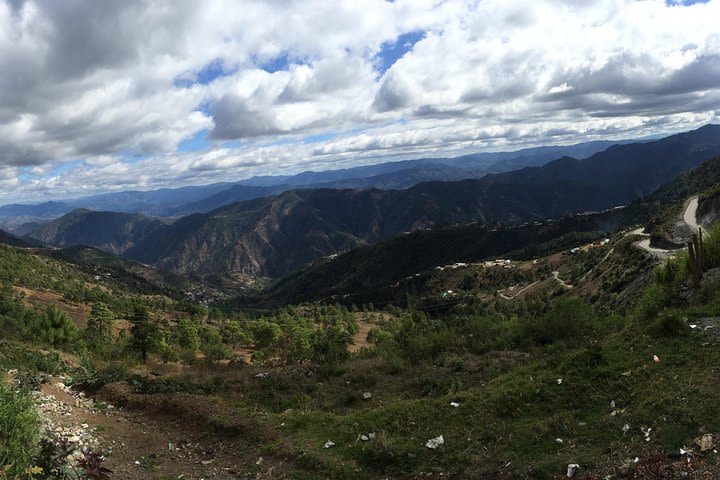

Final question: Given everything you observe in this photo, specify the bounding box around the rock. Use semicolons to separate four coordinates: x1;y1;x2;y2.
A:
426;435;444;449
362;392;372;400
566;463;580;477
323;440;335;449
695;434;714;452
450;402;460;408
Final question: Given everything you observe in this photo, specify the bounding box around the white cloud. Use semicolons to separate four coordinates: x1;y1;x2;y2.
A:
1;0;719;203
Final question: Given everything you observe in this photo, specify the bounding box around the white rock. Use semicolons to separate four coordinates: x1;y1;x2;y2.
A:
695;434;714;452
426;435;444;449
450;402;460;408
362;392;372;400
323;440;335;449
567;463;580;478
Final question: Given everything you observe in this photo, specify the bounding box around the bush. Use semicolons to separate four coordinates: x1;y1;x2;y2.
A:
522;297;592;346
0;379;41;477
634;284;669;321
653;312;689;337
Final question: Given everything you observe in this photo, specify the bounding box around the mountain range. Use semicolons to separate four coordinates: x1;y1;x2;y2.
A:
0;137;632;231
19;125;720;279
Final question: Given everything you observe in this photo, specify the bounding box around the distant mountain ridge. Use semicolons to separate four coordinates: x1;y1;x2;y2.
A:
20;125;720;278
118;124;720;277
25;209;167;255
1;137;630;226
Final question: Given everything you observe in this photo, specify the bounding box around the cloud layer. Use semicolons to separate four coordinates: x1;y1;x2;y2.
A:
1;0;719;202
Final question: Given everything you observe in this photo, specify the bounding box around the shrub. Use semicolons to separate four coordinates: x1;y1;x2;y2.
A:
0;379;41;477
522;297;592;346
653;312;689;337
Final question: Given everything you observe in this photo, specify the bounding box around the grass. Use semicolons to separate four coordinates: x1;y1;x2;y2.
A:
0;378;42;478
252;320;720;479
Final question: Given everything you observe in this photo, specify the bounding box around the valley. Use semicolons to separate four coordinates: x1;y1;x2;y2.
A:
4;3;720;479
3;128;720;478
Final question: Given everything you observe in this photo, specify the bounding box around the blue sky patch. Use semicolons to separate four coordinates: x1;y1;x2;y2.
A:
376;30;425;74
174;58;234;88
260;52;292;73
178;129;211;152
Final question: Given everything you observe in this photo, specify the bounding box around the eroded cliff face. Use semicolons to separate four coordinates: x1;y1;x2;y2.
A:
698;192;720;229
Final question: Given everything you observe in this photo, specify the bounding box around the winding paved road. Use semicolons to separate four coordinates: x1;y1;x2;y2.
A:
633;196;699;259
684;196;700;233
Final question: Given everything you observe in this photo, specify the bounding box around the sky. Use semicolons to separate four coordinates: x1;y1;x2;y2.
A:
1;0;719;203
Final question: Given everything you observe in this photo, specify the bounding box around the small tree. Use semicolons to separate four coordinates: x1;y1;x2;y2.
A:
85;303;115;356
175;317;200;351
251;318;281;349
312;325;352;365
36;306;77;349
219;320;251;347
129;306;160;363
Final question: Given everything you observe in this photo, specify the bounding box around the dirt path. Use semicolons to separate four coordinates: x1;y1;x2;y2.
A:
498;280;540;300
36;377;258;479
552;271;573;288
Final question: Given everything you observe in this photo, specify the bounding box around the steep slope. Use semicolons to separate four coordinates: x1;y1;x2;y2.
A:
0;228;33;248
25;209;167;255
123;125;720;277
263;151;720;305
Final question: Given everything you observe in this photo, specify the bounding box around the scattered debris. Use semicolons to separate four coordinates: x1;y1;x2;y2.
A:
555;438;564;444
622;424;630;434
255;372;269;379
426;435;444;449
323;440;335;449
362;392;372;400
567;463;580;477
610;400;616;409
450;402;460;408
641;426;652;442
557;378;563;385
